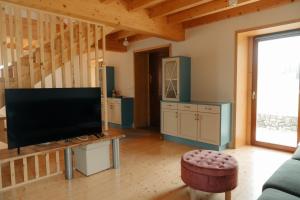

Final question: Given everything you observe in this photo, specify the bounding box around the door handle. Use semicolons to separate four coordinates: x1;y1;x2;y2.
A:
252;91;256;100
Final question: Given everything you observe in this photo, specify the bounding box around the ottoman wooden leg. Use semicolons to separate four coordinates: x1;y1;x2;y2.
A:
225;191;231;200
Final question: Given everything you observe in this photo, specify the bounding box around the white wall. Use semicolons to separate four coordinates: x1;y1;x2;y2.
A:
105;51;134;97
107;2;300;102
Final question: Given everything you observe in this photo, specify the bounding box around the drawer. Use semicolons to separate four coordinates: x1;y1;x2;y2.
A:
161;102;178;110
178;103;197;112
198;105;220;113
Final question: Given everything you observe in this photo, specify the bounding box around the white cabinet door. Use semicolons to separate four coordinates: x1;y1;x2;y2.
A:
110;103;121;124
198;113;220;145
178;111;198;140
161;109;178;136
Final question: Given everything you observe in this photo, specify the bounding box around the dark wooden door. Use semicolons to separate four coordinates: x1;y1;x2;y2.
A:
149;50;169;128
134;52;149;128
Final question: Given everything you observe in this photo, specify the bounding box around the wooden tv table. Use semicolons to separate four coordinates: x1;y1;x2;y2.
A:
0;129;125;191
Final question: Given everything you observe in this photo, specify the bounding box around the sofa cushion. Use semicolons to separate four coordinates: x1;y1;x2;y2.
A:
258;188;300;200
263;159;300;197
292;146;300;161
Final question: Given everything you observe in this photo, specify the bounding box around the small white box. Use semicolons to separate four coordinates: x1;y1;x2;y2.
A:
74;141;110;176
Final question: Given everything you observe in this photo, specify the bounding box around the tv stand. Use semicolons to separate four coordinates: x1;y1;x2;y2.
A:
95;133;104;138
64;147;73;179
0;130;125;190
63;132;121;180
65;138;72;143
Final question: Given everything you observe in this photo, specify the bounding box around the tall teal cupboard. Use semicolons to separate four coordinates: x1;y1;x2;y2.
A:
100;66;115;97
162;56;191;102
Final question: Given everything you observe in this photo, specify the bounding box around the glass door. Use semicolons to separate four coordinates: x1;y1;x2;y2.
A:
163;58;178;100
252;30;300;151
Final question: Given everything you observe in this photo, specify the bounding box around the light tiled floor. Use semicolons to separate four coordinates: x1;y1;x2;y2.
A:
0;129;292;200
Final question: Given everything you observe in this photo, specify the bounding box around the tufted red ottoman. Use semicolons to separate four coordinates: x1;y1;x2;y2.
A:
181;149;238;200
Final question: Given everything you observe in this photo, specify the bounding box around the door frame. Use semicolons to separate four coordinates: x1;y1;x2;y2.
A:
133;44;171;128
251;29;300;152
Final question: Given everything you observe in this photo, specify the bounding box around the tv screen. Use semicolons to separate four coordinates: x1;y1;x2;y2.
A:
5;88;102;149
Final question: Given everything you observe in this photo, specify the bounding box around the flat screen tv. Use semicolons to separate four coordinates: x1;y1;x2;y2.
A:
5;88;102;149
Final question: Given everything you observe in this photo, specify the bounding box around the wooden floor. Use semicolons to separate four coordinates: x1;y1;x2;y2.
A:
0;129;292;200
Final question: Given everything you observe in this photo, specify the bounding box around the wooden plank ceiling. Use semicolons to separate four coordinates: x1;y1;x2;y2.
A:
2;0;298;51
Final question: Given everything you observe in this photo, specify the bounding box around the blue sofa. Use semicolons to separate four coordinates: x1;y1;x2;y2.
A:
257;147;300;200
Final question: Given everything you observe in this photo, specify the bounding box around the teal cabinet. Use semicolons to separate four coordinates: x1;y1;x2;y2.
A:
162;56;191;102
100;66;115;97
102;97;134;128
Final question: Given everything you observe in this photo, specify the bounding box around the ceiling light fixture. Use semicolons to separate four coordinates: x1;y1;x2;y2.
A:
123;37;129;47
228;0;238;7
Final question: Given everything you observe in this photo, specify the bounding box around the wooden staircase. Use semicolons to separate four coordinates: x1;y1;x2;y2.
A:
0;3;110;191
0;5;108;108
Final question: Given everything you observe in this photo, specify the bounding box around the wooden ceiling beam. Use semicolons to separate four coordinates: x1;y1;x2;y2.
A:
99;0;116;4
95;37;127;52
127;0;164;11
167;0;261;24
149;0;213;18
1;0;185;41
126;34;150;42
183;0;297;29
107;30;136;40
105;39;127;52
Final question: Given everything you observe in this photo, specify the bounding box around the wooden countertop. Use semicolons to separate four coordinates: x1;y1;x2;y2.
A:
0;129;125;163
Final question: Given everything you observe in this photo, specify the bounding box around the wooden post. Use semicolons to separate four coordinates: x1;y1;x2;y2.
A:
35;155;39;178
69;19;75;87
50;15;56;88
95;25;100;87
87;24;91;87
45;15;50;42
27;10;35;88
10;161;16;186
23;158;28;182
38;13;46;88
9;8;15;68
60;19;66;88
14;7;22;88
56;151;60;173
45;153;50;175
102;26;109;131
0;5;9;88
79;22;84;87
